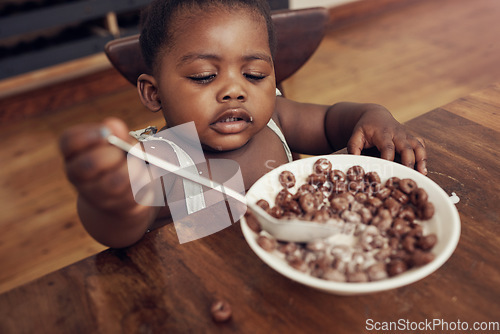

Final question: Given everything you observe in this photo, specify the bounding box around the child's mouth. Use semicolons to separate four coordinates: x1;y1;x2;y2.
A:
210;110;253;134
219;117;242;122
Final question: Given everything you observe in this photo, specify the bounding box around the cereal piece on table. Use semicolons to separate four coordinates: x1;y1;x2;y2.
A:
210;299;232;323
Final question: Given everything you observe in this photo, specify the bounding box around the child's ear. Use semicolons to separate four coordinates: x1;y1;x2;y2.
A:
137;74;162;112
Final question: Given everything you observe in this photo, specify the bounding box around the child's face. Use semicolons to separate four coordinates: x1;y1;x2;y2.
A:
154;7;276;152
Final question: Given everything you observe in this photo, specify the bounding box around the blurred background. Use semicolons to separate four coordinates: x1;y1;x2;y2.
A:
0;0;357;81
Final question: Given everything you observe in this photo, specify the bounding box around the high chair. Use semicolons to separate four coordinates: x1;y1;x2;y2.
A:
104;7;329;94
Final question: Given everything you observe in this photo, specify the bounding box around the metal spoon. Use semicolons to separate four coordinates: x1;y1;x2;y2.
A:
107;134;340;242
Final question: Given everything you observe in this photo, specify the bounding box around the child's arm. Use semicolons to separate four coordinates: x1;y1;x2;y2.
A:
59;117;162;248
276;97;427;174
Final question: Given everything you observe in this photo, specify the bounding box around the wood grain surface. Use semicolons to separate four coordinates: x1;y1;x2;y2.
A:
0;83;498;333
283;0;500;122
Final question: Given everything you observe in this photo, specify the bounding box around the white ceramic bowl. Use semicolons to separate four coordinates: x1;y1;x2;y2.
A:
241;155;461;295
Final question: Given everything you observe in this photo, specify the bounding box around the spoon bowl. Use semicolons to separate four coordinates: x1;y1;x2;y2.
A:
247;203;340;242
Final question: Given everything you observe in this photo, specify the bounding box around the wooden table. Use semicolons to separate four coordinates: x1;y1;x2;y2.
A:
1;84;499;333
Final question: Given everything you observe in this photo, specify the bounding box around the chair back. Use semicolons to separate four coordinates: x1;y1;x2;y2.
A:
105;7;328;88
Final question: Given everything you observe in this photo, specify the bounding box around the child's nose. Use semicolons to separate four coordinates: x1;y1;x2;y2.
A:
217;80;247;102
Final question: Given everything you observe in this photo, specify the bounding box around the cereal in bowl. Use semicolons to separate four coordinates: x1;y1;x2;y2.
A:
247;158;437;283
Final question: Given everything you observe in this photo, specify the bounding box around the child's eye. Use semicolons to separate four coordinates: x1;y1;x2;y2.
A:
188;74;216;84
245;73;266;81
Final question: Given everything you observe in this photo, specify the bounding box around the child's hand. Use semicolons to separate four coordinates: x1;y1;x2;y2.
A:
59;117;139;214
346;104;428;175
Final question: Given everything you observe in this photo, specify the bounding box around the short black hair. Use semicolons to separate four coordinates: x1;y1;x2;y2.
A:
139;0;276;73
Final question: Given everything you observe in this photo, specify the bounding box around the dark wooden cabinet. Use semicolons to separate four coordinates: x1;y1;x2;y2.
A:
0;0;151;79
0;0;288;80
269;0;289;10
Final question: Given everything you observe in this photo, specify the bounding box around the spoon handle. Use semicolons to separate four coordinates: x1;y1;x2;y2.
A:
106;134;248;205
